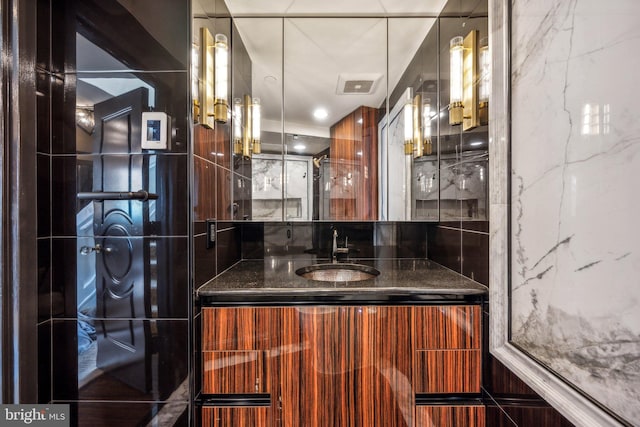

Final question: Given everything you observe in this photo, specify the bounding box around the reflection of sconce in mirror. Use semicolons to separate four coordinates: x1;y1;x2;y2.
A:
404;92;433;158
233;95;261;158
76;106;95;134
199;29;228;128
449;36;464;126
191;42;200;121
478;37;490;126
449;31;485;130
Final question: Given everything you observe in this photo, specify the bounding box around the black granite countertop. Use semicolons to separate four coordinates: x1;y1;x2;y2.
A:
197;257;488;305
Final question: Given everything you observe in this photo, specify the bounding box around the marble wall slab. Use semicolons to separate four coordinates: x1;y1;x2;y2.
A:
510;0;640;424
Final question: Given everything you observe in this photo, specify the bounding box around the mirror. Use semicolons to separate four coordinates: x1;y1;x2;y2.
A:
225;3;488;222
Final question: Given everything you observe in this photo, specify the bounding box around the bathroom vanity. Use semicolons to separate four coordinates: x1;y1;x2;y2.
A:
197;259;487;426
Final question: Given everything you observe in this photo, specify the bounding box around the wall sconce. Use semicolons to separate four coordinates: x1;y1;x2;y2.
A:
191;42;200;121
404;92;432;158
478;37;490;126
449;36;464;126
199;29;228;128
233;95;261;158
449;30;484;130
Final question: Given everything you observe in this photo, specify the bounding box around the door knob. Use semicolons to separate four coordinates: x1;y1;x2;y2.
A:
80;244;114;255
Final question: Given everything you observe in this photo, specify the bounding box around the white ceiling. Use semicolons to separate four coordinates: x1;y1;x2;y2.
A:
231;13;439;140
223;0;448;16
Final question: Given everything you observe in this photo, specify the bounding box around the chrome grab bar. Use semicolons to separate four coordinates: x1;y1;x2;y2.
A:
77;190;158;201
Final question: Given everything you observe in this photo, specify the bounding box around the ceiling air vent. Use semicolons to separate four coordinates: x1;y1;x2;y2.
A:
336;74;381;95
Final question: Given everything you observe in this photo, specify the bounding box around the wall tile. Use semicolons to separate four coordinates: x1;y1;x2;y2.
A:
51;238;76;318
461;230;489;285
70;236;189;319
217;168;233;220
37;154;51;237
485;403;517;427
216;227;241;274
74;154;189;237
53;319;189;402
194;234;216;288
36;0;51;71
68;401;189;427
38;321;52;404
51;156;77;237
194;157;216;221
50;72;74;154
36;71;51;153
38;238;52;323
427;225;461;273
240;222;264;259
74;0;189;72
499;403;575;427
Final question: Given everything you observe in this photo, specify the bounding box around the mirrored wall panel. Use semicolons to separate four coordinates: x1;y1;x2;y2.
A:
214;10;488;221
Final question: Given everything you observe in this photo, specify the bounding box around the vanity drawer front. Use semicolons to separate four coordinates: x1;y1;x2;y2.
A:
202;406;269;427
415;305;480;350
202;307;277;351
414;349;481;393
415;405;485;427
203;351;269;394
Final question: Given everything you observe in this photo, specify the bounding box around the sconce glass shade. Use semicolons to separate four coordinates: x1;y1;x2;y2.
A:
191;43;200;121
478;37;490;125
251;98;261;154
422;98;433;155
404;101;414;155
449;36;464;125
422;99;431;138
242;94;252;158
214;33;229;122
233;98;243;155
412;94;424;158
200;28;215;128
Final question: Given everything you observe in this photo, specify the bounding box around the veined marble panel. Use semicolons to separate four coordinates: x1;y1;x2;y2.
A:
510;0;640;424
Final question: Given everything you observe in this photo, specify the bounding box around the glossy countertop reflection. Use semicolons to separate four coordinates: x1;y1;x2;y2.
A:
197;257;488;303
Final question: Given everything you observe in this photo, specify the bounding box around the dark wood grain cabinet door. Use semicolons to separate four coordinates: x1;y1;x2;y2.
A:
415;305;481;350
280;306;375;427
202;307;277;351
280;306;417;427
201;305;483;426
414;305;482;394
202;406;269;427
202;307;280;426
203;351;268;394
415;405;485;427
371;306;414;427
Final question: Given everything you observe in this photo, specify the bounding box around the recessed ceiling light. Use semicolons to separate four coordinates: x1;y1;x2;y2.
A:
469;141;483;146
294;144;306;150
313;108;328;120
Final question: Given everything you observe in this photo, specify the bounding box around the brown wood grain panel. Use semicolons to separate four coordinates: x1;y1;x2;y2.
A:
202;406;269;427
202;307;278;351
329;106;378;220
415;405;485;427
203;351;267;394
415;305;481;349
372;306;414;427
415;350;481;393
194;156;216;221
280;306;374;426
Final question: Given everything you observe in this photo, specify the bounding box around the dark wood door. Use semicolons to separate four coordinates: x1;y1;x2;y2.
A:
93;87;151;392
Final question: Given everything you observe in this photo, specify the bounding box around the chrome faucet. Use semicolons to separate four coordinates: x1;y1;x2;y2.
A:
331;229;349;263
